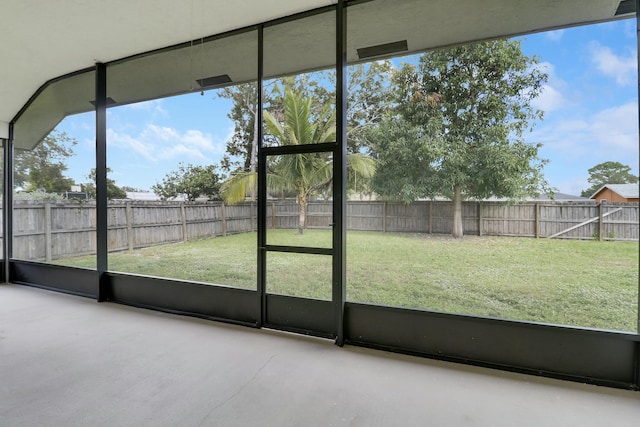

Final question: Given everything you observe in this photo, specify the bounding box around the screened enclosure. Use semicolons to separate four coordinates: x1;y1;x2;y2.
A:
4;0;639;390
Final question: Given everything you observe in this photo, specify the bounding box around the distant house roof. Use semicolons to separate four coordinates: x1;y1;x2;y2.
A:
478;192;589;202
533;192;589;201
126;191;163;201
590;183;639;199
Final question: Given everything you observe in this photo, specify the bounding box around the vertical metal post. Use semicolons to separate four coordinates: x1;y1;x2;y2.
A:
95;63;108;301
333;0;347;346
3;126;14;282
1;138;4;281
636;0;640;344
257;25;266;328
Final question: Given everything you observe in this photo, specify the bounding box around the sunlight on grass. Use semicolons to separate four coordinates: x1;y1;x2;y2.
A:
56;230;639;332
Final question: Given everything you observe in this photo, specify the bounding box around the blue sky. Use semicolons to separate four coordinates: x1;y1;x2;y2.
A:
59;18;638;196
519;19;638;195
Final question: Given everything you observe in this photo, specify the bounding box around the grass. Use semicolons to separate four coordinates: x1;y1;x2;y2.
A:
55;230;639;332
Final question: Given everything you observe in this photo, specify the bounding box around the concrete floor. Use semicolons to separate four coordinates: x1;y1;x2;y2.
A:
1;284;639;427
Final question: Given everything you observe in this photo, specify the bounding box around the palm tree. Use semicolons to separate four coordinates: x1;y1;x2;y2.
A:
222;88;375;235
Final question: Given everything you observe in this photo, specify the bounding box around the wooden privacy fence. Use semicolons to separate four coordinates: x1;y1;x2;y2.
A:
271;200;639;240
10;201;257;262
6;199;639;261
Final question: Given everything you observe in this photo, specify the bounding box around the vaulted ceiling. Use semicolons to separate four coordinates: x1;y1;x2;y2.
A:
0;0;634;140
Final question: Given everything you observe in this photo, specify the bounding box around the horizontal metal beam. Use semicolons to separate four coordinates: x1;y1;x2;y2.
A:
345;302;640;390
108;272;258;326
264;245;332;255
265;294;333;337
261;142;336;156
11;261;97;298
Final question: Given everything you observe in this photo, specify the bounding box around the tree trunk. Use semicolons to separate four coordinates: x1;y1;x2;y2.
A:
297;192;307;235
452;185;463;239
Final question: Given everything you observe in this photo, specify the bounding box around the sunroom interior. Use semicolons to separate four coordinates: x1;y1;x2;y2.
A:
1;0;639;421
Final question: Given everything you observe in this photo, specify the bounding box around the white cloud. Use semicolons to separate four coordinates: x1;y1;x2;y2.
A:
546;29;564;41
144;124;180;142
530;62;569;113
533;102;639;167
107;124;224;162
589;42;637;86
183;129;217;151
589;103;638;151
555;175;589;196
123;99;168;116
533;84;566;113
533;102;638;194
107;128;156;161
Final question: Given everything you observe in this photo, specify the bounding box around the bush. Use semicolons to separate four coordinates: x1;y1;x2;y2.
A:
14;190;65;201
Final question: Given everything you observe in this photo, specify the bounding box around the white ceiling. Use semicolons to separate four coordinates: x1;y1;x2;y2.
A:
0;0;634;141
0;0;336;138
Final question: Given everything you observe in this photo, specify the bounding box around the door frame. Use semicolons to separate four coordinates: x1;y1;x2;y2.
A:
256;1;348;343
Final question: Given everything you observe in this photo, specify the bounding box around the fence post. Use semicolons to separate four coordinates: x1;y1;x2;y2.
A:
478;202;483;237
428;202;433;234
598;201;605;241
222;202;228;237
253;202;257;232
126;202;134;250
383;202;387;233
44;203;52;262
535;203;540;239
179;202;187;242
271;202;276;229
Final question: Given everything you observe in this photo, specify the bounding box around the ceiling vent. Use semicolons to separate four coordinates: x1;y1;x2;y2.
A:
615;0;635;15
196;74;233;89
357;40;408;60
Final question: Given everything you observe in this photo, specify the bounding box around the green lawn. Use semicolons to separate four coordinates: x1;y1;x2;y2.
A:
56;230;639;332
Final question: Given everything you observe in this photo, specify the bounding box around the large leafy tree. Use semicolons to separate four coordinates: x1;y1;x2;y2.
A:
217;74;334;176
218;65;391;173
152;163;224;201
371;40;550;238
14;130;77;194
222;88;375;234
580;161;639;197
83;168;127;200
347;60;394;154
218;82;259;178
